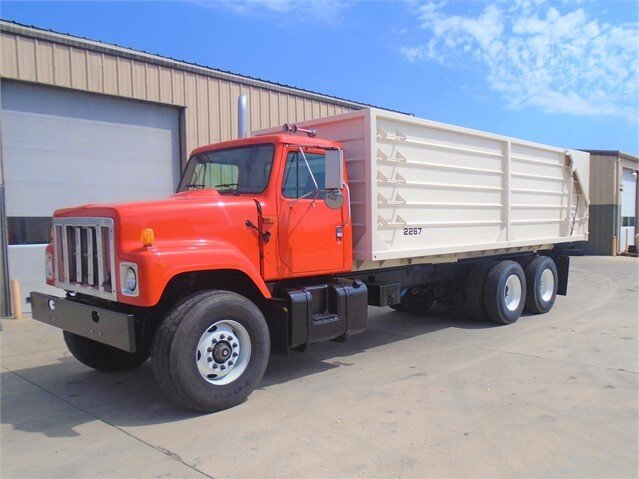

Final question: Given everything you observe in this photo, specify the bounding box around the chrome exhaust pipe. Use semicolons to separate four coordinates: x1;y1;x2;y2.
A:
238;94;248;138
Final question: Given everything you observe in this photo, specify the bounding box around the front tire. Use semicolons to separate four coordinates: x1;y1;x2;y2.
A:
151;290;270;412
63;331;149;372
484;260;526;325
524;256;558;314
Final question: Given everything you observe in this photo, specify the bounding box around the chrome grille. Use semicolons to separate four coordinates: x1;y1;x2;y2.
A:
53;217;117;300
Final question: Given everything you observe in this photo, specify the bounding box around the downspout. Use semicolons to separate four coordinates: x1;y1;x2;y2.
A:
0;96;11;318
0;187;8;318
614;157;621;256
635;169;639;251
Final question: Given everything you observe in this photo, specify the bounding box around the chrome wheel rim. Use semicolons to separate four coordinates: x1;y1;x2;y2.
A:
504;274;522;312
539;268;555;302
196;319;251;385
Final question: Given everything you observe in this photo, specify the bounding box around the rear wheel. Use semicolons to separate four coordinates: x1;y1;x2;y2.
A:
63;331;149;372
151;290;270;412
465;261;493;320
525;256;558;314
390;288;434;314
484;260;526;325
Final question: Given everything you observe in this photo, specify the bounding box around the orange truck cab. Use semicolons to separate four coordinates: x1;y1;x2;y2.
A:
30;132;371;411
30;125;572;412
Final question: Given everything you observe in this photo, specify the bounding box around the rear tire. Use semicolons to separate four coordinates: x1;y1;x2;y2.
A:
484;260;526;325
524;256;558;314
151;290;270;412
465;261;493;320
63;331;149;372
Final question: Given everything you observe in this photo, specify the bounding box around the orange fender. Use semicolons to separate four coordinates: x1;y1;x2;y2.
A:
118;239;270;307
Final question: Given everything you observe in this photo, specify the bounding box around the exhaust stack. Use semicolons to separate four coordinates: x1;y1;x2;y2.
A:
238;94;248;138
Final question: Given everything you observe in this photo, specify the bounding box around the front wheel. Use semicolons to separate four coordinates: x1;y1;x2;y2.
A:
151;290;270;412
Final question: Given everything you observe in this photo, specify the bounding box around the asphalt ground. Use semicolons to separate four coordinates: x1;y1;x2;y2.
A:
1;256;637;478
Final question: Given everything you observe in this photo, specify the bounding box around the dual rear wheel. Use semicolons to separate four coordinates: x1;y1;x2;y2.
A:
467;256;558;325
524;256;558;314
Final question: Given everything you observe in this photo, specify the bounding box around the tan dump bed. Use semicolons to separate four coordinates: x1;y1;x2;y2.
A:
258;108;589;268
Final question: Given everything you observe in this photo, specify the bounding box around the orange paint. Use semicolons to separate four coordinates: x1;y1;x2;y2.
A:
48;134;352;307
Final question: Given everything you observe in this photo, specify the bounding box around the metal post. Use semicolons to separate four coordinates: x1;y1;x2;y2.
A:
238;94;248;139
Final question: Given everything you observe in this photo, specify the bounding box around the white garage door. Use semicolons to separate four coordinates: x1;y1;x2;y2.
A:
2;81;181;312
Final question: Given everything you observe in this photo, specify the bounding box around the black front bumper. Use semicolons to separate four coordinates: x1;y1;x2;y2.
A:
30;292;136;353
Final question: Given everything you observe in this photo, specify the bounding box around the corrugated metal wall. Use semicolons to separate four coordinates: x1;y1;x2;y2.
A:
584;154;618;255
588;155;617;207
0;24;354;160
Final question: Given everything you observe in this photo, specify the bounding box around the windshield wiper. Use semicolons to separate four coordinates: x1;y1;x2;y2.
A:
214;183;240;196
185;183;205;190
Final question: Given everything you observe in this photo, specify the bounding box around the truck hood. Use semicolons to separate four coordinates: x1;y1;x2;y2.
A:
54;190;261;252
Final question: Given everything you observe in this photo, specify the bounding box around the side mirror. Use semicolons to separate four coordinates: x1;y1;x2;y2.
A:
325;149;343;190
324;191;344;210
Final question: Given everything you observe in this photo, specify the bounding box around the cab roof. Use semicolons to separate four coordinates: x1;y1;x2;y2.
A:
191;134;341;156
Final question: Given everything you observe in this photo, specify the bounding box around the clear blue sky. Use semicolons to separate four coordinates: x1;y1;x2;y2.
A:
2;0;638;155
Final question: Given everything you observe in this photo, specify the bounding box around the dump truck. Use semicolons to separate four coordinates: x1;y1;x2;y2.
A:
30;108;590;412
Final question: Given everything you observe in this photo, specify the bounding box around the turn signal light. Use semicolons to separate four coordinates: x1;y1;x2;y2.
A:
141;228;155;247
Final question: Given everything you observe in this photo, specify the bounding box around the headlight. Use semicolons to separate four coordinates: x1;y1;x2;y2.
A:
45;252;53;280
120;262;139;296
125;267;137;291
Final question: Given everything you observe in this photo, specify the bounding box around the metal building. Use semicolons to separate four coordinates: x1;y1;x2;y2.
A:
583;151;639;256
0;20;385;316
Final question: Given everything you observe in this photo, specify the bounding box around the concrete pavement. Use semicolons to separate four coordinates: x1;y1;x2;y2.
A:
1;256;637;478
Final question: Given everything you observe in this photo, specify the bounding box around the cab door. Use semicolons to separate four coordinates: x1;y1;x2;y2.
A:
277;147;346;276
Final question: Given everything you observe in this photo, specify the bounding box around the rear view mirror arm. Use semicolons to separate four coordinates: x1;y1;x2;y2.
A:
343;181;351;225
298;147;319;191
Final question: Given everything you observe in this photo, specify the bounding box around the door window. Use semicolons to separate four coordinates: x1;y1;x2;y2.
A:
281;150;326;199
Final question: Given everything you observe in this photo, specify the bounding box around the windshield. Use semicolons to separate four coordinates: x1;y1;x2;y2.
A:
177;144;275;194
